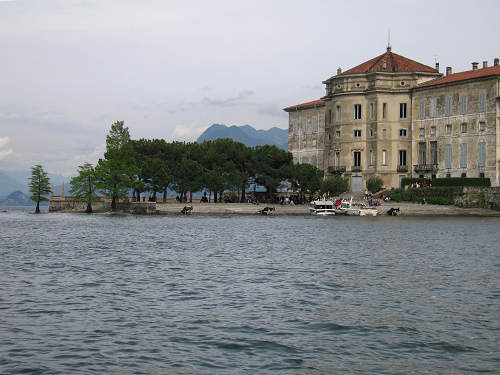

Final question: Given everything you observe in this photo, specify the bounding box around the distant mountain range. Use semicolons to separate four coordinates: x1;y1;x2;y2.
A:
0;191;34;206
0;170;68;200
197;124;288;150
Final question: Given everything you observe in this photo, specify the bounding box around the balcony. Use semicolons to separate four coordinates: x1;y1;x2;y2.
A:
397;165;408;172
351;165;362;172
328;166;346;175
414;164;438;173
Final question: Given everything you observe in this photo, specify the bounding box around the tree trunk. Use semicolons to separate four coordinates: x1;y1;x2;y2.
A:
189;191;192;203
86;202;92;213
35;201;40;214
208;191;211;203
240;183;246;203
111;196;117;210
163;188;167;203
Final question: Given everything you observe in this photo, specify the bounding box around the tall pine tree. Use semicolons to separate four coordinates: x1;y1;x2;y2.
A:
28;164;51;213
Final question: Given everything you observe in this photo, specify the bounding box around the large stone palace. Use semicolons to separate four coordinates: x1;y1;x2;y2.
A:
284;47;500;191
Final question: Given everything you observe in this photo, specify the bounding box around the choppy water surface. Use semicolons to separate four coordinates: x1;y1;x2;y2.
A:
0;207;499;374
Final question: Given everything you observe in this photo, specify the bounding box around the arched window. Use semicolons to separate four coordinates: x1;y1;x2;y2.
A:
301;156;308;164
311;156;317;167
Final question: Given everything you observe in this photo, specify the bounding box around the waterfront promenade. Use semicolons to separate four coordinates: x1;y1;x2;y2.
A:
155;202;500;216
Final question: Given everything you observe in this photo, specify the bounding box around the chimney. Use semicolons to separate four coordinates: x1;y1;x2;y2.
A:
483;61;488;68
472;62;478;71
446;66;452;76
494;58;499;66
337;67;342;75
435;62;439;72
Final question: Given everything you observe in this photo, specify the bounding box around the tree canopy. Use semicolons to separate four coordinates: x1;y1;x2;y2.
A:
69;162;100;213
29;164;51;213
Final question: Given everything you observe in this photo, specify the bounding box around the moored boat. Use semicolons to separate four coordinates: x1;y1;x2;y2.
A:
309;199;336;216
335;199;377;216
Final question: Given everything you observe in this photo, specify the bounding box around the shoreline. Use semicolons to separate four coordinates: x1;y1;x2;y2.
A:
48;201;500;217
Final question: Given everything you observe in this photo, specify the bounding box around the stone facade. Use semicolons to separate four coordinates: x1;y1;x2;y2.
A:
285;49;500;190
412;65;500;186
285;100;326;169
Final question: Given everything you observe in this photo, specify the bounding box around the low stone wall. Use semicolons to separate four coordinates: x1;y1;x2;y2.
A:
454;187;500;210
49;199;107;212
116;202;157;214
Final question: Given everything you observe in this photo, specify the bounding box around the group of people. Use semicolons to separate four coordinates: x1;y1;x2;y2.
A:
409;181;432;188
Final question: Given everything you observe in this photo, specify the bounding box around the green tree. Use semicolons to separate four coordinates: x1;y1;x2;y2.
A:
366;176;384;193
95;121;139;209
28;164;51;213
253;145;293;199
321;176;349;195
288;163;323;203
69;162;100;213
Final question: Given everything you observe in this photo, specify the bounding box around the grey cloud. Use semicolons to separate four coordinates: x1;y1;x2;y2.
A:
258;105;288;118
203;90;255;107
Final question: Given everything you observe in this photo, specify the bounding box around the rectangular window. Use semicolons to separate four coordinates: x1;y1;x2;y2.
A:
335;130;341;138
382;103;387;119
479;142;486;167
445;124;452;134
445;96;451;115
382;129;387;138
335;151;340;167
336;106;341;121
431;98;437;117
430;126;436;136
479;121;486;131
312;117;317;132
419;128;425;137
418;142;426;165
419;101;425;119
328;109;332;125
461;95;467;114
382;150;387;165
430;141;438;165
400;103;407;119
399;129;407;137
353;151;361;167
369;150;374;166
369;128;373;137
353;129;361;138
370;103;374;119
461;123;467;133
460;143;467;168
354;104;362;120
399;150;407;166
303;119;307;133
445;144;452;169
479;93;486;112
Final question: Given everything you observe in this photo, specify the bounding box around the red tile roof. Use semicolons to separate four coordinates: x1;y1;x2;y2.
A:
341;48;438;75
283;99;325;112
417;65;500;88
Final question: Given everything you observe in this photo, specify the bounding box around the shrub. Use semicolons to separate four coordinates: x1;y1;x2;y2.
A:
366;177;383;193
426;197;454;205
401;177;490;187
321;176;349;195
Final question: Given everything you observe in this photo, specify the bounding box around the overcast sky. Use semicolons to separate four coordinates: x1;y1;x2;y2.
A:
0;0;498;176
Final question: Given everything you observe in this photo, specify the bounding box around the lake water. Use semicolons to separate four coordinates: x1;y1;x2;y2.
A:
0;207;499;374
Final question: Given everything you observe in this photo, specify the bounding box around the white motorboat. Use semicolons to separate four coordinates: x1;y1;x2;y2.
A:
309;199;336;216
335;199;378;216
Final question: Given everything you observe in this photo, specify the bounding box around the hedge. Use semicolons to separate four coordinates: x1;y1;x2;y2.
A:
401;177;491;187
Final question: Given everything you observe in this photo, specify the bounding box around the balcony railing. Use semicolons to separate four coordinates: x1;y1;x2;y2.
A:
327;166;346;174
351;165;362;172
397;165;408;172
414;164;438;173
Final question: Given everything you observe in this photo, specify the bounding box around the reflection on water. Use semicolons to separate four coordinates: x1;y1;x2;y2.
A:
0;208;499;374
